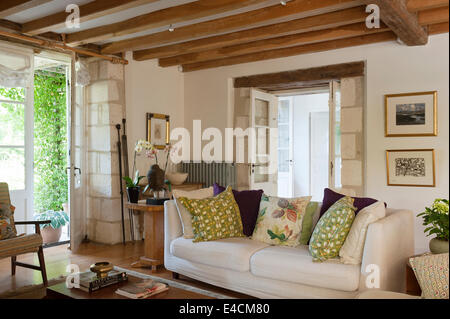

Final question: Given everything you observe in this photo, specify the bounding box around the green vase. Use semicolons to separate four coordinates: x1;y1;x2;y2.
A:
429;238;449;254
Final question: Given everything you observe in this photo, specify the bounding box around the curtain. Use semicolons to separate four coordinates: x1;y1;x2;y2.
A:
0;43;33;88
75;59;90;86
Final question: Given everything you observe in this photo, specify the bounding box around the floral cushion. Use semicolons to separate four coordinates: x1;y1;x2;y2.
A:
409;253;449;299
178;186;244;243
309;196;356;262
251;195;311;247
0;203;16;240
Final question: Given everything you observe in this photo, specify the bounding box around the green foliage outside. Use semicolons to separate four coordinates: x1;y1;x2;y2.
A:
0;70;68;213
34;71;68;213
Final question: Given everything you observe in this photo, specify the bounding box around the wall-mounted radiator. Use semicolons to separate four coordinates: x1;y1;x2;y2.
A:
181;162;237;188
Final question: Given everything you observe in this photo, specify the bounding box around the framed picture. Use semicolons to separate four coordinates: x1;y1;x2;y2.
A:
385;91;437;137
386;149;436;187
146;113;170;149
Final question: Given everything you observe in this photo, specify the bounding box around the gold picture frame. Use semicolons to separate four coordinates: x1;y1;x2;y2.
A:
146;113;170;149
386;149;436;187
385;91;437;137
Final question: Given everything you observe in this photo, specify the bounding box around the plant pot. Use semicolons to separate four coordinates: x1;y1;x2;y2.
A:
41;226;62;244
126;186;141;203
429;238;449;254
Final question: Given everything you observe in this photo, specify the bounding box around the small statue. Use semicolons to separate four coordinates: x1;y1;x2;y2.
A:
146;164;165;197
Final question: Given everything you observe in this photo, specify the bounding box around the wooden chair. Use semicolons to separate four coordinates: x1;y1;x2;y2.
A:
0;183;50;286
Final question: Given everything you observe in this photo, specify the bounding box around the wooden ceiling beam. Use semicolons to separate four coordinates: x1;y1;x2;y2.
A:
181;18;449;72
181;32;397;72
234;62;365;88
159;6;448;67
159;22;388;67
134;6;368;61
428;21;449;33
418;6;449;25
363;0;428;45
102;0;361;54
407;0;449;12
0;0;51;19
22;0;159;35
66;0;271;46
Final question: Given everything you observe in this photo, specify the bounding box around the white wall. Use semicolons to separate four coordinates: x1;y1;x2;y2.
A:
124;53;184;176
182;34;449;254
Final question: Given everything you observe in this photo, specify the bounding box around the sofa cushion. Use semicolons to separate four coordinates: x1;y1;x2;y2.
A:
172;187;214;239
252;195;311;247
319;188;385;219
170;237;269;272
309;196;356;262
178;186;245;242
213;184;263;236
250;245;361;292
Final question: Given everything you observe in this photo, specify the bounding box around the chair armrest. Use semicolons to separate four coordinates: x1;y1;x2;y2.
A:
14;220;51;235
14;220;51;225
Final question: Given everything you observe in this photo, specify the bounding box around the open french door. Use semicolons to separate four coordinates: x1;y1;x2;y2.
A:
249;89;278;196
0;42;34;234
329;80;341;190
68;59;86;252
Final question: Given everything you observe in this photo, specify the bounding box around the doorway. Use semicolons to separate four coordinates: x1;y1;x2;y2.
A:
276;84;341;200
0;49;71;245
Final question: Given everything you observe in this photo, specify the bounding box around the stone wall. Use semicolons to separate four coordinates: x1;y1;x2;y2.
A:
340;76;365;196
85;60;129;244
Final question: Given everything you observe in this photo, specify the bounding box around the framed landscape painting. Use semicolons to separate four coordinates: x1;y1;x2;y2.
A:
386;149;436;187
385;91;437;137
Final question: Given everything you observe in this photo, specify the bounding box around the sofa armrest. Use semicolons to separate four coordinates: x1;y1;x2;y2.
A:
360;209;414;293
164;200;183;263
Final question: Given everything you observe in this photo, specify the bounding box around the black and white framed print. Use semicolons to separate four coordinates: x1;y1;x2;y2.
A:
386;149;436;187
385;91;437;137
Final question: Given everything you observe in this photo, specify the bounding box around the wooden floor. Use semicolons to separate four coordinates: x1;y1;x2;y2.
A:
0;241;252;299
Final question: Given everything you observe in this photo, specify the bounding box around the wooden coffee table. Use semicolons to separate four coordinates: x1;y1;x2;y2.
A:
45;275;214;299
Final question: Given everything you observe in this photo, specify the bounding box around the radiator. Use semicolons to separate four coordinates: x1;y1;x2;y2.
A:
181;162;237;188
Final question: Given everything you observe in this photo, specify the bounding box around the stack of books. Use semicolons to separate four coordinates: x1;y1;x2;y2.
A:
115;279;168;299
78;270;128;292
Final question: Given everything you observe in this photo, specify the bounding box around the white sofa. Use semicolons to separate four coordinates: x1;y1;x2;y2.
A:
164;200;414;299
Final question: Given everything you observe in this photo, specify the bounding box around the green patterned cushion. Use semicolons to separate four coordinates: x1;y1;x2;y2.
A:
0;203;16;240
410;253;449;299
178;186;244;242
252;195;311;247
299;201;319;245
309;196;356;262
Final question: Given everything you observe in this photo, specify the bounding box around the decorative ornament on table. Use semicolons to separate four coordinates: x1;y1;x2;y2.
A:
133;140;178;204
418;199;449;254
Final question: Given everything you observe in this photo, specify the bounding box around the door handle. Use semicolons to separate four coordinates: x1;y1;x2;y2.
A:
66;166;81;175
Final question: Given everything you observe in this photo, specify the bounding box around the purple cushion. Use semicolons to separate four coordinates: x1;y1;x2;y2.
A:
319;188;386;218
213;184;263;236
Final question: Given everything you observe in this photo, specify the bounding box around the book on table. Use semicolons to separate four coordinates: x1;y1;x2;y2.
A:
77;270;128;292
115;279;169;299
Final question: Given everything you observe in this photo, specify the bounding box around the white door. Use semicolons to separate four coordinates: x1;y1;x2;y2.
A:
277;97;293;198
329;81;341;189
0;43;34;234
249;89;278;196
68;60;86;252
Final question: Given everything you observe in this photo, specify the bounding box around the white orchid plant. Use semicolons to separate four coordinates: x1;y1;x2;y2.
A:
132;139;177;180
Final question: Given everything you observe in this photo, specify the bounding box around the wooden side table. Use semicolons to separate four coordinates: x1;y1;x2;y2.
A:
126;203;165;272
